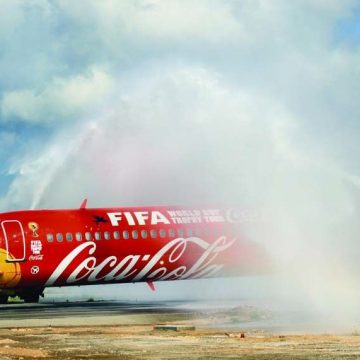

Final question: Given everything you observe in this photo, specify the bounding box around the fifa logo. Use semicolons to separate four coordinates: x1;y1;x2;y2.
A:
31;240;42;255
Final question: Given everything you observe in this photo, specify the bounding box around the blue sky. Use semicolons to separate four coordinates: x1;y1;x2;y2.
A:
1;0;360;211
1;0;360;309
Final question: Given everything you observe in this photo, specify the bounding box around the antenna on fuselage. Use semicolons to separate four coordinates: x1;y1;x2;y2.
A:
80;199;88;210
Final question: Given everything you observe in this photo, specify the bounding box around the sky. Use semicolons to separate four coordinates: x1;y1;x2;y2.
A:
1;0;360;320
1;0;360;209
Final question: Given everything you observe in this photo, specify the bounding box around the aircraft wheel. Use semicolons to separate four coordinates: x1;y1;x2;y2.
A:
0;295;8;304
22;293;40;303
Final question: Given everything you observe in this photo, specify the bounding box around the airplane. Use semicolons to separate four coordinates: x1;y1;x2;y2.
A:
0;200;269;304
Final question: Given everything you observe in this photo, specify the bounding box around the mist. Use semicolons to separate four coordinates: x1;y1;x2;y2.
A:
1;0;360;330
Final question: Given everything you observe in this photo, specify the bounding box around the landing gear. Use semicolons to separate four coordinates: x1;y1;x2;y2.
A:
0;295;8;304
22;293;40;303
19;287;44;303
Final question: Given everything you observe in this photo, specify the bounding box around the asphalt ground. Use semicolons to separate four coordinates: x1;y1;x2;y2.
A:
0;300;196;328
1;300;359;333
0;300;187;319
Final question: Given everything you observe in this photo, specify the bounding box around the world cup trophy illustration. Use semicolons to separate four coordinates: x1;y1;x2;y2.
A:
28;222;39;238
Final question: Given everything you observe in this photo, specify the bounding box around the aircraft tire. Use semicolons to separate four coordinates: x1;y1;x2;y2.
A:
22;293;40;303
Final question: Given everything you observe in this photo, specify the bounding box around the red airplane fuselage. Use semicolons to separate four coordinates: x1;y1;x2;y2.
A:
0;205;266;303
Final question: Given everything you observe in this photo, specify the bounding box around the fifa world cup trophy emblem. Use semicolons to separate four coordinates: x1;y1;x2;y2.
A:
28;222;39;238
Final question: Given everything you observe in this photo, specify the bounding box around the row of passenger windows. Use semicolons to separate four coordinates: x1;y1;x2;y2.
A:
46;227;225;243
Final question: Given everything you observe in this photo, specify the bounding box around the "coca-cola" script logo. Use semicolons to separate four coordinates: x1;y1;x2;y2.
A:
45;236;236;286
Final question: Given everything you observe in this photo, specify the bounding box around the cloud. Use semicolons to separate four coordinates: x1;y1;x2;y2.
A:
58;0;242;46
0;65;280;207
57;0;355;50
1;67;114;123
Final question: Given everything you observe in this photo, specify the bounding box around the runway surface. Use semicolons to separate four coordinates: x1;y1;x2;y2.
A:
1;300;355;333
0;300;204;329
0;299;279;331
0;300;189;320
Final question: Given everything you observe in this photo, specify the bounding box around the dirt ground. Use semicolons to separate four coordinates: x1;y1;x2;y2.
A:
1;325;360;359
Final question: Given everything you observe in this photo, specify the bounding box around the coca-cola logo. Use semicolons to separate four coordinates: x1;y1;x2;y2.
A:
45;236;236;286
226;208;258;223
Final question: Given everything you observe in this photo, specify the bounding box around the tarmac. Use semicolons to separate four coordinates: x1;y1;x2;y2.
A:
1;300;360;359
0;300;195;328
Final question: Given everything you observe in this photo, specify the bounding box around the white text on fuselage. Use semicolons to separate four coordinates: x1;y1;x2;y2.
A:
45;236;236;286
107;209;225;226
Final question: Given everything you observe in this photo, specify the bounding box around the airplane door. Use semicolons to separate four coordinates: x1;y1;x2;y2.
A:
1;220;26;262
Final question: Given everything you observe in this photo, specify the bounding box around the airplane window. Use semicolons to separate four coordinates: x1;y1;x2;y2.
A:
150;229;157;239
95;232;101;241
85;232;92;241
56;233;63;242
113;231;120;240
75;232;82;241
168;229;175;238
177;229;184;238
104;231;111;240
123;231;129;239
132;230;138;239
159;229;166;238
141;230;148;239
66;233;73;242
186;228;193;237
47;234;54;242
